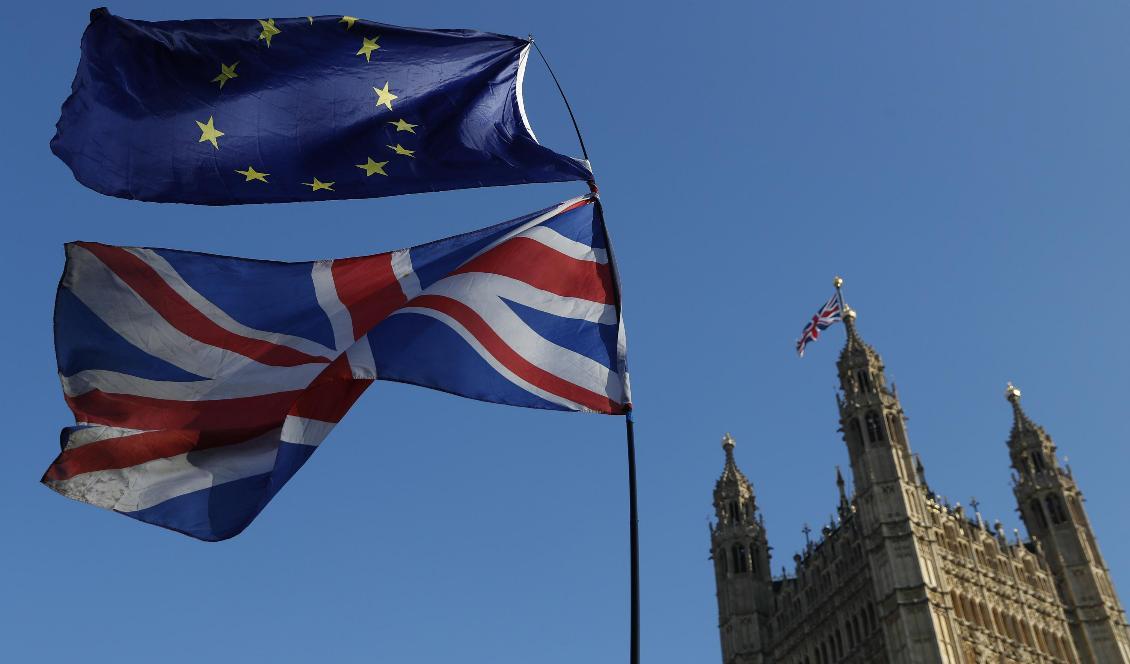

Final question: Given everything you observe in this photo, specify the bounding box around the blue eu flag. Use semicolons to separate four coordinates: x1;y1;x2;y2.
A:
51;10;592;205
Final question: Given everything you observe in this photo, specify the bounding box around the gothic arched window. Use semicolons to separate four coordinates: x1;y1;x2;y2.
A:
886;413;904;445
733;544;748;573
730;501;740;525
717;548;728;574
1046;495;1067;524
1068;496;1085;523
1031;451;1046;471
1057;635;1071;659
1030;499;1048;529
978;603;991;630
865;411;883;444
849;419;864;448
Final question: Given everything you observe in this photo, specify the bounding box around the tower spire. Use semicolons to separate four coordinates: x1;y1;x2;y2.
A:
718;432;745;488
1005;381;1040;435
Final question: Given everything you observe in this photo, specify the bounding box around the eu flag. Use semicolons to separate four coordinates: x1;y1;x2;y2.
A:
51;10;592;205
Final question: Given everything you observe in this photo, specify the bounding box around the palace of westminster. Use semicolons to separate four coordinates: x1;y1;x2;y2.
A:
709;304;1130;663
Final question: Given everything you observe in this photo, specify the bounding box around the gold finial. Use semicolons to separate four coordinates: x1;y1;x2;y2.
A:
833;276;843;289
1005;382;1021;402
722;432;735;453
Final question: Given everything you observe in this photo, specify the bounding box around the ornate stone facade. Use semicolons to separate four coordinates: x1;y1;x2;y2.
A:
710;308;1130;663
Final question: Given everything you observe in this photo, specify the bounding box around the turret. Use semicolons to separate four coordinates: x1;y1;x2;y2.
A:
829;281;956;663
835;304;918;498
1006;385;1130;663
835;466;851;520
710;434;773;664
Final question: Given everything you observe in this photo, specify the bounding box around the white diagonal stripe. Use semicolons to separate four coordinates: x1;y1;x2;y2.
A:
60;367;323;400
66;244;326;383
522;226;608;264
128;248;338;359
62;425;150;451
391;306;587;412
46;428;283;513
424;272;617;324
399;275;623;405
455;196;592;269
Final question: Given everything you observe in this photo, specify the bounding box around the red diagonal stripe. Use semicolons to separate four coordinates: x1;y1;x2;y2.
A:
44;425;278;482
452;237;614;304
66;389;300;431
78;243;332;368
412;294;623;414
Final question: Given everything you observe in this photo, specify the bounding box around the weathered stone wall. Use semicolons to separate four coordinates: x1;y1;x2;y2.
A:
769;514;888;664
925;501;1077;663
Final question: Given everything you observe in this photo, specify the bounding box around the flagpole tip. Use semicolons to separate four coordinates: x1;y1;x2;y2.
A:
833;276;843;289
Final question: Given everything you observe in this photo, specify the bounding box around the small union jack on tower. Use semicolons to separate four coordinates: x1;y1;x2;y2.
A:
795;277;846;357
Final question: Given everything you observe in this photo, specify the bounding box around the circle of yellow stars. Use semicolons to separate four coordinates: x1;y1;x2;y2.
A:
195;16;422;195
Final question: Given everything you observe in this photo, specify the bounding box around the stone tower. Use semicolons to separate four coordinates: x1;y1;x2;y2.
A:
711;433;773;664
709;285;1129;663
834;305;959;662
1006;384;1130;663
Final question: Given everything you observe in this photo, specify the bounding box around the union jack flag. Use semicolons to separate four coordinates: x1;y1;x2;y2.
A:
796;292;844;357
43;195;630;540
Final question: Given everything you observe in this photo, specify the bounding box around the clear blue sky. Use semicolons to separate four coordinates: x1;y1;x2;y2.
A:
3;2;1129;662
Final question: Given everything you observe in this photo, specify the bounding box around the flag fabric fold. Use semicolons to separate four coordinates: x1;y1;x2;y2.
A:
50;11;592;205
795;292;843;357
44;195;630;540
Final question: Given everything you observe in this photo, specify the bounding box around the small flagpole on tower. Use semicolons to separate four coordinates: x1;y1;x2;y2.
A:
833;275;845;310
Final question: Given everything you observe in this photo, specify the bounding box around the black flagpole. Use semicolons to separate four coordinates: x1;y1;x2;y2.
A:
532;41;636;662
625;409;640;664
529;38;591;162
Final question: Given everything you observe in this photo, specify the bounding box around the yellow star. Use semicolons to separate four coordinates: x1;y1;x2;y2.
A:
303;178;335;191
355;157;389;177
258;19;280;47
387;144;415;158
235;166;269;182
195;116;224;149
388;118;418;133
356;36;380;62
211;61;239;89
340;16;358;30
372;82;398;111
